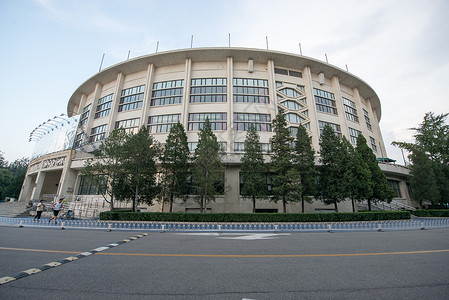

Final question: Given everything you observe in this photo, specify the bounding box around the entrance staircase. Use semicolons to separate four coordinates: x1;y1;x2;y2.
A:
0;201;32;217
358;200;416;211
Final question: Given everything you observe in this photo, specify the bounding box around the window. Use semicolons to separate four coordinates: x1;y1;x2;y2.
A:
233;78;269;103
279;88;301;98
188;142;198;152
343;97;359;123
78;175;106;195
318;121;341;137
274;68;302;78
234;142;271;153
79;104;91;126
348;127;361;144
188;113;227;131
280;100;303;110
187;171;225;195
285;113;304;125
288;125;311;137
74;132;84;148
314;88;337;115
151;80;183;106
233;113;271;132
363;109;372;131
190;78;227;103
90;124;107;142
239;172;272;195
119;85;145;112
95;94;113;119
115;118;140;134
148;114;181;133
387;180;402;198
370;137;377;152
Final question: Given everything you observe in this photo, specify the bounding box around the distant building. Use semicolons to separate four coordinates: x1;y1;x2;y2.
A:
19;48;414;212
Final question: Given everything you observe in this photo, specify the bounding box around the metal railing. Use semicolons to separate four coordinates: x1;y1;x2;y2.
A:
1;217;448;232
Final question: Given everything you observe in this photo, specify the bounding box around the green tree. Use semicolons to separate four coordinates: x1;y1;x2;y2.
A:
349;135;373;212
409;150;440;208
191;119;224;213
4;157;29;199
293;125;316;213
0;151;7;168
317;125;351;212
0;169;13;200
240;124;268;213
160;122;190;212
81;128;128;210
270;112;301;213
357;134;395;210
117;126;160;211
393;112;449;164
393;112;449;205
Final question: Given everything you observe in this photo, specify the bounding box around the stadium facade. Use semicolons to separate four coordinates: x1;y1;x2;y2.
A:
19;48;414;213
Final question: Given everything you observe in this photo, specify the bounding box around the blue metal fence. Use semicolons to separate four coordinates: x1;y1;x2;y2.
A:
1;217;448;232
0;217;449;232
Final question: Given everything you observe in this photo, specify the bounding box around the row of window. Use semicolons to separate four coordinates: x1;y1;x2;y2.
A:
79;115;378;154
319;120;377;152
82;81;374;136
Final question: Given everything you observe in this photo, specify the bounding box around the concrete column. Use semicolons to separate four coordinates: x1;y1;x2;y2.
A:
31;171;46;201
331;76;350;139
266;60;277;116
18;175;35;202
77;93;87;115
182;58;192;128
302;66;320;152
140;64;155;129
106;72;125;134
365;98;387;158
57;150;77;199
85;82;103;135
227;56;234;153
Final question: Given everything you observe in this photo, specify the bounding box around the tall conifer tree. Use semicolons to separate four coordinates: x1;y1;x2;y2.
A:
294;125;316;213
410;150;440;208
192;119;223;213
270;111;301;213
241;124;268;213
161;122;190;212
357;134;395;210
348;135;373;211
317;125;350;212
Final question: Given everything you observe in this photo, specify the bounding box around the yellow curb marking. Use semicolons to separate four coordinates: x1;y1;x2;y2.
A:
0;246;79;254
1;246;449;258
95;249;449;258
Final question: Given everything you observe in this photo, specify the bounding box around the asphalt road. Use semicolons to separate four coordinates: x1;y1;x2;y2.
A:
1;227;448;299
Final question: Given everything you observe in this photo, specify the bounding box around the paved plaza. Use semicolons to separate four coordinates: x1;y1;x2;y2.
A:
1;226;449;299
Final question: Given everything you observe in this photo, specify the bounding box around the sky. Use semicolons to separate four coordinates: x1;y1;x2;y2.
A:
0;0;448;164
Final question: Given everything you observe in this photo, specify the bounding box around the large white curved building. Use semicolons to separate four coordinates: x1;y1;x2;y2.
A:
19;47;413;213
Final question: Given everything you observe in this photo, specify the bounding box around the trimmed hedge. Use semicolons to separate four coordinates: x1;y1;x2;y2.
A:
100;210;411;222
412;209;449;217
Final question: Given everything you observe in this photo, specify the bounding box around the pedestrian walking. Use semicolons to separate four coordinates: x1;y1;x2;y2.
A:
49;198;64;224
34;200;45;221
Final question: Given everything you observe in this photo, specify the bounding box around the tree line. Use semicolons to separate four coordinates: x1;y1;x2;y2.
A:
0;152;29;201
392;112;449;209
82;111;396;213
241;111;394;213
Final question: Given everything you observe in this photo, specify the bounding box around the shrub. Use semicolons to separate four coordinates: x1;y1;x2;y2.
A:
412;209;449;217
99;210;411;222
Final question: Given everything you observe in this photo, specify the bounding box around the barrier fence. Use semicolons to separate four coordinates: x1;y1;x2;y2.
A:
1;217;448;232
